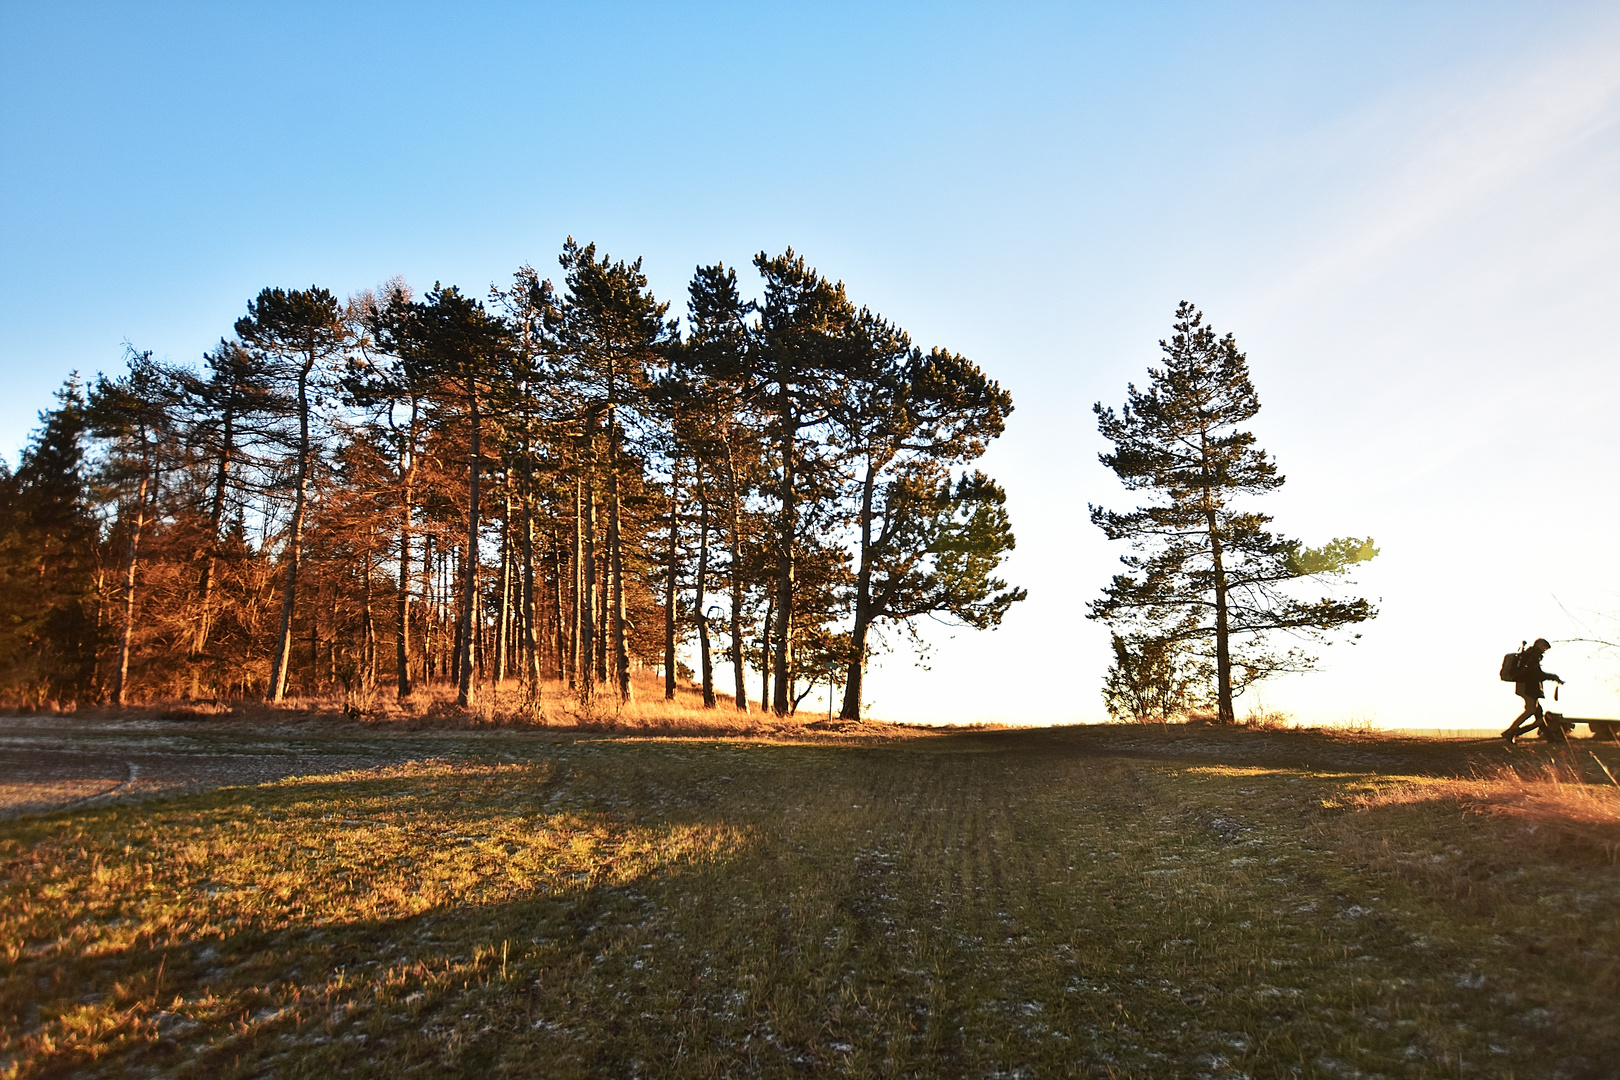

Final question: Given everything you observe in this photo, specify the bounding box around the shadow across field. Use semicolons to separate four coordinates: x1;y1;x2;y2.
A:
4;726;1620;1078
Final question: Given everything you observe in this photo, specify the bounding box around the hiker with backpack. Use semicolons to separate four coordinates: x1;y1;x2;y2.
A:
1502;638;1563;743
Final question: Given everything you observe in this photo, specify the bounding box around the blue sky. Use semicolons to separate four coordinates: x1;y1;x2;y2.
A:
4;2;1619;726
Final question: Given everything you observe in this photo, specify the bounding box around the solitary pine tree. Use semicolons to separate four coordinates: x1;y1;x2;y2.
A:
1089;303;1378;725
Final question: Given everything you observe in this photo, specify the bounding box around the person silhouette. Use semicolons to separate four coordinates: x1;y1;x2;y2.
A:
1503;638;1563;743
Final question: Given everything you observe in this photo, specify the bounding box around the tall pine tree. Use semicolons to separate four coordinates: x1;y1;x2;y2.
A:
235;287;353;701
1089;303;1377;725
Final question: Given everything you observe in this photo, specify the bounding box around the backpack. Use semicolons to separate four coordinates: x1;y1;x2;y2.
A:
1500;650;1522;682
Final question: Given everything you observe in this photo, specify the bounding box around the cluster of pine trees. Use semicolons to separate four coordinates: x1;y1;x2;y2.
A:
0;243;1024;717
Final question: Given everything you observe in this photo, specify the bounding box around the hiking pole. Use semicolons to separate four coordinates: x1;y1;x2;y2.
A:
1591;751;1619;787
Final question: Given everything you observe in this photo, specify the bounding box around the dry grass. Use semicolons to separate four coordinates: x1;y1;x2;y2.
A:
4;726;1619;1077
1238;709;1293;731
16;671;907;741
0;780;126;818
1339;749;1620;865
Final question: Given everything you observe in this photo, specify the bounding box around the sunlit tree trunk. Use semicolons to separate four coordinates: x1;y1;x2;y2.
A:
722;433;748;711
760;597;773;713
395;398;419;698
269;354;315;702
361;529;376;696
456;383;482;708
520;451;541;700
579;421;597;702
576;469;589;689
1206;497;1234;725
664;455;680;700
555;525;569;684
192;400;233;665
493;475;512;688
114;468;151;707
595;488;609;685
695;463;715;708
420;533;434;684
608;416;633;702
840;458;879;720
770;387;796;716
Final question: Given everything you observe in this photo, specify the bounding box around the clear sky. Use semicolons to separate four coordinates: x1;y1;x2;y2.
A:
4;2;1619;728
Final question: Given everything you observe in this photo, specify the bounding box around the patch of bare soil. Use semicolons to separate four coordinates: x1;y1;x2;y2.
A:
0;709;922;820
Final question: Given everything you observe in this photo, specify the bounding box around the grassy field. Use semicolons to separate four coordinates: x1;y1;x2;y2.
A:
4;724;1619;1078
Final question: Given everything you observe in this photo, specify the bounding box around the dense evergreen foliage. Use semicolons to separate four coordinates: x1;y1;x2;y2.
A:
0;245;1021;715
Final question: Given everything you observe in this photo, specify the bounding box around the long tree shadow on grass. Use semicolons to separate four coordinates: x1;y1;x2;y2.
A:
7;734;1620;1078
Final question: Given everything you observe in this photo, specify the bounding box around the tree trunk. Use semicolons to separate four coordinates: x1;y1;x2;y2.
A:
432;544;443;682
493;476;512;688
771;394;796;716
521;451;541;701
840;458;878;720
1208;503;1234;725
553;526;568;684
420;533;434;683
760;597;773;713
575;479;585;688
193;400;233;662
456;385;482;708
362;534;376;696
475;575;486;680
91;568;105;695
444;547;454;682
609;421;633;703
395;398;419;698
269;358;314;702
579;422;597;702
596;499;609;685
722;433;748;711
327;591;337;687
696;466;715;708
114;470;151;707
310;585;321;684
664;455;680;700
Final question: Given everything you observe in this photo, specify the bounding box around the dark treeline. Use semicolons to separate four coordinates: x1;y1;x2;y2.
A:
0;244;1023;717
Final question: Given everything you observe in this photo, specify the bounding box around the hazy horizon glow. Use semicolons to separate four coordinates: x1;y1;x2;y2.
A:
4;3;1619;728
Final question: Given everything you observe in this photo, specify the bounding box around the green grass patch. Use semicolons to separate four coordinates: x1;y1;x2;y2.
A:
4;730;1619;1077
